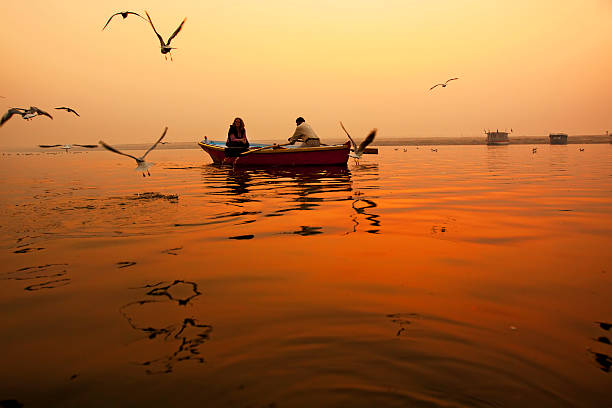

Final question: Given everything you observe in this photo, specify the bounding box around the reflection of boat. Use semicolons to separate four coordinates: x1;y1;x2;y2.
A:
485;131;510;145
198;140;351;166
549;133;568;145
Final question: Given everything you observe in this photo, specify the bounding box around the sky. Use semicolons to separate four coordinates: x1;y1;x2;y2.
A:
1;0;611;147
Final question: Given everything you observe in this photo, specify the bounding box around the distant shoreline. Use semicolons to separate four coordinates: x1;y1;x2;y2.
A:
2;135;610;152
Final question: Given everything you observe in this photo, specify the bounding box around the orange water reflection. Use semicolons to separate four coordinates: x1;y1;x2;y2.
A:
0;145;610;407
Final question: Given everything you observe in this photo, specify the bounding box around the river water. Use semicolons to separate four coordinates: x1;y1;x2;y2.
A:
0;144;610;407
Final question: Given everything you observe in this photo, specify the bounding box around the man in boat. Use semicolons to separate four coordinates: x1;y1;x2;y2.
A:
288;117;321;147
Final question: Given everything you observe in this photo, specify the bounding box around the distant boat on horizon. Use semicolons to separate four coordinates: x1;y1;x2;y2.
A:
485;130;510;146
549;133;568;145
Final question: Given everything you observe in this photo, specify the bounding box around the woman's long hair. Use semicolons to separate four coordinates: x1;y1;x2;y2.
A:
232;117;245;138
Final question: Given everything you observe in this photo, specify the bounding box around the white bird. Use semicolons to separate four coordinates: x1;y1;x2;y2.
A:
145;11;186;61
39;144;98;152
102;11;146;30
339;122;377;160
99;127;168;177
429;77;459;91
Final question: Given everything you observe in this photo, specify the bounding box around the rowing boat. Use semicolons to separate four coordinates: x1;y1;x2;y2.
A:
198;140;351;166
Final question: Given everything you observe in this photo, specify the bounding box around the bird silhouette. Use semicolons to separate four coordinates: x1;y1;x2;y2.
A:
429;77;459;91
1;108;27;126
145;11;186;61
39;144;97;152
1;106;52;126
102;11;146;30
55;107;80;117
339;122;377;160
99;127;168;176
22;106;53;121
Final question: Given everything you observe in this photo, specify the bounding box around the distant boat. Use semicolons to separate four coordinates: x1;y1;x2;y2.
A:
549;133;568;145
486;130;510;146
199;140;351;167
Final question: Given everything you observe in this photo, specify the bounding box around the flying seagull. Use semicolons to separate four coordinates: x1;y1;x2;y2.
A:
145;11;186;61
23;106;53;121
55;107;80;117
1;106;52;126
39;144;98;152
1;108;27;127
99;127;168;177
339;121;377;159
429;77;459;91
102;11;146;30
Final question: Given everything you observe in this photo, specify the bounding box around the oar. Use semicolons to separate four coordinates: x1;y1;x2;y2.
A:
239;142;291;156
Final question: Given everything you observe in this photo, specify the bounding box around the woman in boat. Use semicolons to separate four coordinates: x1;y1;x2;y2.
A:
226;117;249;148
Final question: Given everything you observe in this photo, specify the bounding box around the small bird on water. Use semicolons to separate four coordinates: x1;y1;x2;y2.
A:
55;107;80;117
532;147;537;153
99;127;168;177
145;11;186;61
102;11;146;30
429;77;459;91
339;121;377;160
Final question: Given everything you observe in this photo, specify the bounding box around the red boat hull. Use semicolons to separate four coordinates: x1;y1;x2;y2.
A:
198;141;351;166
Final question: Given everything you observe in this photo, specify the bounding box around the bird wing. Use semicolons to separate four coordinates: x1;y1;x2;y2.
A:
39;144;62;148
339;121;357;150
126;11;147;21
32;107;53;119
429;84;442;90
167;18;186;45
99;140;140;161
55;107;80;117
102;12;121;30
1;108;25;126
357;129;377;154
142;127;168;159
445;77;459;84
73;144;98;148
145;11;166;47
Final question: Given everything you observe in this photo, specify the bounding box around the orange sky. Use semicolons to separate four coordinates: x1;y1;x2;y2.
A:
1;0;611;147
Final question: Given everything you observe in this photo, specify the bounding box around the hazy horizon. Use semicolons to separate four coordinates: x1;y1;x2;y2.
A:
1;0;611;148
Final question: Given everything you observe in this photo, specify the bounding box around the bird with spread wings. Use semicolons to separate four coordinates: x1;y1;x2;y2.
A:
55;107;80;117
429;77;459;91
102;11;146;30
99;127;168;177
145;11;187;61
339;122;377;160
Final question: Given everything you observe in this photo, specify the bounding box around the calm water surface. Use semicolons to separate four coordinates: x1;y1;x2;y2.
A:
0;145;611;407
